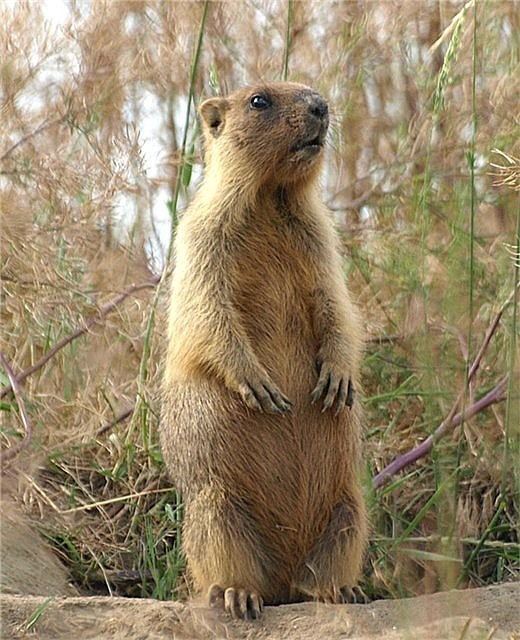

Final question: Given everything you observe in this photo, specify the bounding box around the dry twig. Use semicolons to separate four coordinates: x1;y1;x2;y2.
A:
0;279;159;399
0;353;33;465
373;288;517;489
0;117;66;163
97;407;133;436
373;376;508;489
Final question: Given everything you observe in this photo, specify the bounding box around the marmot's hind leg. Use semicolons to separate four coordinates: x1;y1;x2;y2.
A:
182;486;277;619
293;487;367;603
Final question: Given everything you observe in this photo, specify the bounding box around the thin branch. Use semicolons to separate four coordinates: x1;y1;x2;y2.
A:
97;407;133;437
468;287;516;381
372;535;520;550
366;333;403;345
0;353;33;465
0;117;65;163
373;376;508;489
0;279;159;399
59;486;175;513
328;178;384;211
372;288;517;489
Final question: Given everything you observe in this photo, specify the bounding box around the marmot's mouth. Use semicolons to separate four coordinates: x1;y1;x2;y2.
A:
291;134;324;153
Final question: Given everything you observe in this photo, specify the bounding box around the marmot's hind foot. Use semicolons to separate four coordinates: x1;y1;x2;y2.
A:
313;585;369;605
208;583;264;620
338;585;369;604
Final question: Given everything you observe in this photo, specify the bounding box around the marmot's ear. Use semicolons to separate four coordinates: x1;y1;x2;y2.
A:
199;98;228;138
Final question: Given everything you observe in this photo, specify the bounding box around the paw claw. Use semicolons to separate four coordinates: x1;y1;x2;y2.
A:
340;585;369;604
346;378;355;409
311;359;354;415
240;377;292;415
208;583;224;607
211;585;263;620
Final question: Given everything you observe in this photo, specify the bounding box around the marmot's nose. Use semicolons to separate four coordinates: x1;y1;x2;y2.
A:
308;95;328;120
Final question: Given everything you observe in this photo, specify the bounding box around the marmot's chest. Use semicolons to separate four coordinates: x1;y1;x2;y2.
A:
231;205;321;279
229;216;318;345
231;217;315;296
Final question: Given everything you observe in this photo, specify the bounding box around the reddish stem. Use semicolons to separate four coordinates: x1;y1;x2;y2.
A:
0;353;33;465
0;279;158;399
373;376;508;489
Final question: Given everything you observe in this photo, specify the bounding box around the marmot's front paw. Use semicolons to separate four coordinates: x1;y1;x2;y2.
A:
238;376;293;414
310;359;354;415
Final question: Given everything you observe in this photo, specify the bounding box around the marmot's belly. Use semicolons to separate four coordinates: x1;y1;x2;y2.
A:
162;368;352;548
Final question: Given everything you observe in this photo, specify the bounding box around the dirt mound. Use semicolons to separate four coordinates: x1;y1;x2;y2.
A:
0;497;75;598
1;583;518;640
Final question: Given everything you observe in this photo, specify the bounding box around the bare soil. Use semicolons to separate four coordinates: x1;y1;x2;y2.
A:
1;497;518;639
0;583;519;640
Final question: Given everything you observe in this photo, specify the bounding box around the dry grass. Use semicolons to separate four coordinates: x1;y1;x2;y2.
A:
1;0;518;600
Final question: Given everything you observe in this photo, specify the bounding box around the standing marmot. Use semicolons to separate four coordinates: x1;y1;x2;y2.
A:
161;82;367;620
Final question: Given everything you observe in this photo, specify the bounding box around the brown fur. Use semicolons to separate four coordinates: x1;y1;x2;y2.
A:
160;82;367;612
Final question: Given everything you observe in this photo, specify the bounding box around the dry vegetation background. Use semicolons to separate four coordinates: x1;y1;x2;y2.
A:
1;0;519;602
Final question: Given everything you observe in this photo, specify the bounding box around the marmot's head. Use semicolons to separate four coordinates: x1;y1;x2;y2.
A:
199;82;329;187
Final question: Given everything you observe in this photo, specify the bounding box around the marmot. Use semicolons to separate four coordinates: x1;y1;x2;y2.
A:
161;82;367;620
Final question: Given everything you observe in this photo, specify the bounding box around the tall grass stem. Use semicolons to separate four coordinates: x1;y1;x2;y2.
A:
282;0;293;81
127;0;210;446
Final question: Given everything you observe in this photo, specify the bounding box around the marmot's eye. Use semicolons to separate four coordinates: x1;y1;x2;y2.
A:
250;94;271;110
